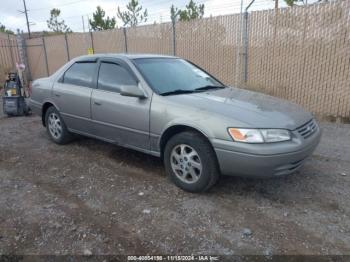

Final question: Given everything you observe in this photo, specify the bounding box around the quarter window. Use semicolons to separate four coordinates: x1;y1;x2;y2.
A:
98;62;137;93
63;62;96;87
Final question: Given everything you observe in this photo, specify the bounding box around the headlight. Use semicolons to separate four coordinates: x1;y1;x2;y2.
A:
260;129;291;142
228;128;291;143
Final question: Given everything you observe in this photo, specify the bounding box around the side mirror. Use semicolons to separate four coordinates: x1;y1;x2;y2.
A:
120;84;147;98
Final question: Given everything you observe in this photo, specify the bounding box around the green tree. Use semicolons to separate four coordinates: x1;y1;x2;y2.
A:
117;0;148;27
284;0;303;6
284;0;328;7
47;8;72;33
0;23;14;34
171;0;204;22
89;6;116;31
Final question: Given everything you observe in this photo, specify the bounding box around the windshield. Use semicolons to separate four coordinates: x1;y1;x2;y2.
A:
133;58;224;95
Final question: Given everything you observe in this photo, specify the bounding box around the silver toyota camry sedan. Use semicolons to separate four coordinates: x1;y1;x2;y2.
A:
30;54;321;192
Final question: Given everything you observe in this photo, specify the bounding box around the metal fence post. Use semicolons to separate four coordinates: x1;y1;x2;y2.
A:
42;37;49;76
7;34;15;68
172;19;176;56
123;27;128;53
64;33;70;61
242;12;249;83
23;38;32;82
235;0;244;86
0;38;6;66
242;0;256;83
18;30;32;81
90;31;94;52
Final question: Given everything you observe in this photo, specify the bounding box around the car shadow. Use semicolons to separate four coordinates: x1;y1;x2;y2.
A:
72;135;165;175
71;135;315;201
212;169;317;204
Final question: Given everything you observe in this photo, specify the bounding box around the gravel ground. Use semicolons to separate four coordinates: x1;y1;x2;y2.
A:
0;102;349;256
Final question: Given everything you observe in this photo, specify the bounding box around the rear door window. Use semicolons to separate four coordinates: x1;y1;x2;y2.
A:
97;62;137;93
63;62;96;88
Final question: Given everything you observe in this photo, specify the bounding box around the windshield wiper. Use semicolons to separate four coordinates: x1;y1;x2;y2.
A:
160;85;225;96
160;89;195;96
194;85;226;91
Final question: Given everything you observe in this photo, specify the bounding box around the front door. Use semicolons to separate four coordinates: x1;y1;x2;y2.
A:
91;59;151;151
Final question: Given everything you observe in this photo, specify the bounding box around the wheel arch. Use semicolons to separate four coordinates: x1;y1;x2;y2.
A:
41;100;58;126
159;124;214;159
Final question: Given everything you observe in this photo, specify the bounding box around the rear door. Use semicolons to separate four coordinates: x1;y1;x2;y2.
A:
91;58;151;151
53;60;97;134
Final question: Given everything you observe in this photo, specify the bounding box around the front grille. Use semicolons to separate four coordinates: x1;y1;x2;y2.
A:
297;119;318;139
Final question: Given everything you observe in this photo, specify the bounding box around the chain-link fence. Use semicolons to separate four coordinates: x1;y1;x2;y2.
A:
1;0;349;119
245;0;350;119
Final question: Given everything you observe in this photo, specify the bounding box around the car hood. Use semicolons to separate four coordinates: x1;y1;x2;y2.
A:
164;87;313;130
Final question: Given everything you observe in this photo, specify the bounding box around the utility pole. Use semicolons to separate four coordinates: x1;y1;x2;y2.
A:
22;0;31;38
275;0;278;10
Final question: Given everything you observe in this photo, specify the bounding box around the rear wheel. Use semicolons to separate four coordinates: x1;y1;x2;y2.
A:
45;106;73;144
164;131;220;192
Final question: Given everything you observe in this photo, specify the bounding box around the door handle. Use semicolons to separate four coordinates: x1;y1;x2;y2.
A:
94;101;102;106
54;94;60;97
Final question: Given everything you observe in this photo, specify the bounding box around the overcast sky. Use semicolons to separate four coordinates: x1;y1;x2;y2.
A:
0;0;313;33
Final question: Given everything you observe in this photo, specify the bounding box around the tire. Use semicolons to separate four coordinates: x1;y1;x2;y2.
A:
164;131;220;193
45;106;73;144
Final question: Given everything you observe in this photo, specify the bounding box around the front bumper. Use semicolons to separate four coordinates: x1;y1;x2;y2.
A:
29;99;41;116
213;126;321;177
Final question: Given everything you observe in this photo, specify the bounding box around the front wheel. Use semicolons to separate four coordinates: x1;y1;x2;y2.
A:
45;106;73;144
164;131;220;193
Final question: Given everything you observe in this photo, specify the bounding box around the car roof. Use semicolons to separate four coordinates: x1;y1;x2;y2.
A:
74;53;178;62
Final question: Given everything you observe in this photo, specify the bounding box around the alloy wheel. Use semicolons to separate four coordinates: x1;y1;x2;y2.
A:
48;112;62;140
170;144;202;184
